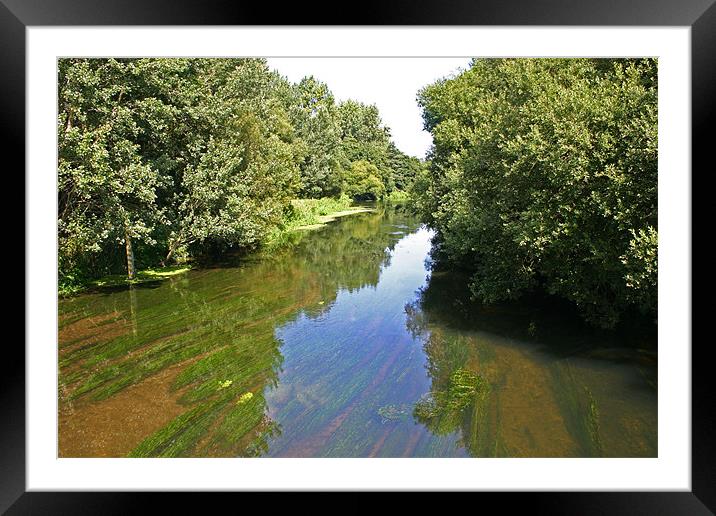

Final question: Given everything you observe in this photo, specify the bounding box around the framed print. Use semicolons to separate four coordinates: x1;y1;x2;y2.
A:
4;0;712;511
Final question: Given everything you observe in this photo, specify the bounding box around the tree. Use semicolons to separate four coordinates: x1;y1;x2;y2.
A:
59;59;168;280
163;59;300;262
337;100;394;192
289;76;344;198
344;160;386;200
57;57;409;286
413;58;658;327
386;142;423;191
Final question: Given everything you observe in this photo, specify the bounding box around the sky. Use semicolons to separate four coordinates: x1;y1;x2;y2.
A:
266;58;471;159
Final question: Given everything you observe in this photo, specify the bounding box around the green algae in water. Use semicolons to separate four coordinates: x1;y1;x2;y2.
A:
413;368;491;437
377;404;409;423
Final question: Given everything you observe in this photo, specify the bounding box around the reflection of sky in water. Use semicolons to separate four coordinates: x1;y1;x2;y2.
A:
265;227;467;457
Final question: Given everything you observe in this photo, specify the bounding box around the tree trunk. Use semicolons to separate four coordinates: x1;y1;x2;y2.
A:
162;243;176;268
162;235;193;267
125;230;136;280
65;110;73;133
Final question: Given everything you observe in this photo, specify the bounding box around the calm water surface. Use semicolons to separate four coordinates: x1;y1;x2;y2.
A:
58;207;657;457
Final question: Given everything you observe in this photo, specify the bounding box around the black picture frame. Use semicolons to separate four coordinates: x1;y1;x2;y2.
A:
4;0;711;511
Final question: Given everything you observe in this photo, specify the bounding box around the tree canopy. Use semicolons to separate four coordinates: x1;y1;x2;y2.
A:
411;58;657;327
58;58;421;284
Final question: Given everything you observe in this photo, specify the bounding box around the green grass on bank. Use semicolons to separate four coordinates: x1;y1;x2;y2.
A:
385;189;410;204
264;195;373;248
59;265;191;298
289;195;355;227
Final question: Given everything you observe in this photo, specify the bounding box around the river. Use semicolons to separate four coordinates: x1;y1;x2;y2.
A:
58;206;657;457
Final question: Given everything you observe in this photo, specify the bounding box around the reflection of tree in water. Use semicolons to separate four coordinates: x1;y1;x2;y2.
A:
404;266;579;457
406;293;498;457
262;206;408;308
58;207;408;457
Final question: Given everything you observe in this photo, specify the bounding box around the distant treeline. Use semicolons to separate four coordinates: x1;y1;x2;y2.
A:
411;58;657;328
58;58;423;285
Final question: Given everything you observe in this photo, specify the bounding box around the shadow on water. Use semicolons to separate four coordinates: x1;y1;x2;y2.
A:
404;266;657;457
85;280;165;296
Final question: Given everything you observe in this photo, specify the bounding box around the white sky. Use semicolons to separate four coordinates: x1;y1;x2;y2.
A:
266;58;471;159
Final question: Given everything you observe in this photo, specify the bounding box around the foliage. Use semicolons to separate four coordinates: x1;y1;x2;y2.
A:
58;59;170;281
386;142;424;191
58;58;420;285
263;195;361;249
385;189;410;204
412;58;658;327
287;195;353;226
337;100;420;197
344;160;386;200
289;76;344;198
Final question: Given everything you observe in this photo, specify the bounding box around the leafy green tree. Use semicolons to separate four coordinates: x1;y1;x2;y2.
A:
386;142;423;191
57;57;412;287
289;76;344;198
344;160;386;200
337;100;395;192
414;58;657;327
59;59;168;280
163;59;300;262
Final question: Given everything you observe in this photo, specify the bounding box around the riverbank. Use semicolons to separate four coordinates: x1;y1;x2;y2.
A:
293;207;374;230
59;197;377;298
58;265;192;298
264;196;375;247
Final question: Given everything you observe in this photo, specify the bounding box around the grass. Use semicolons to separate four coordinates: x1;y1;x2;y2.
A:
385;189;410;204
59;265;191;298
288;195;372;229
264;195;373;249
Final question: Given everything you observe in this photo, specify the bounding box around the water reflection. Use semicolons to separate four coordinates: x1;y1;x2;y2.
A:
261;225;463;457
58;208;418;457
405;268;657;457
58;206;656;457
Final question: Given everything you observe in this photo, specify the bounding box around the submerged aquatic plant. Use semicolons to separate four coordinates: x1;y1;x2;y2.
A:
413;368;490;435
377;404;409;423
218;379;233;390
584;387;602;455
413;393;441;420
549;363;604;457
237;392;254;404
446;369;489;410
59;209;419;458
